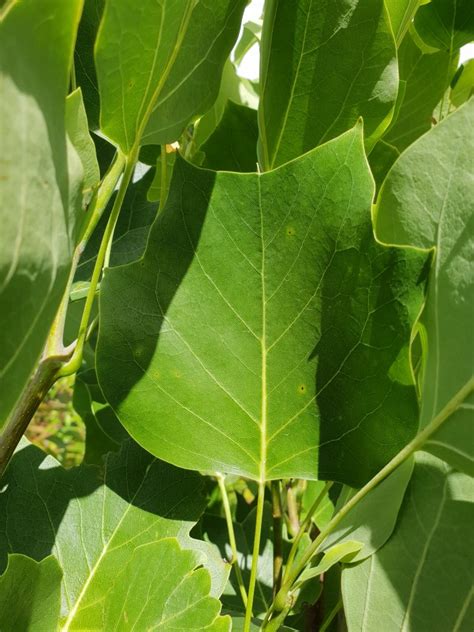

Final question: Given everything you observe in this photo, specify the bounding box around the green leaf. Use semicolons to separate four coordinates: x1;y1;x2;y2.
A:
74;0;105;131
192;59;258;152
201;101;258;172
75;167;158;281
300;481;337;531
73;368;128;465
95;0;247;153
383;32;458;152
0;0;83;427
385;0;425;46
342;452;474;632
320;457;414;562
147;150;177;203
451;59;474;107
96;124;425;485
66;87;101;201
375;99;474;475
101;539;230;631
413;0;474;51
258;0;398;169
0;439;228;627
0;555;62;632
297;541;363;586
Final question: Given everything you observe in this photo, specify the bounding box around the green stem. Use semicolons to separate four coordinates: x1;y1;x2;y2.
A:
244;481;266;632
58;151;137;378
286;481;300;538
159;144;168;213
319;598;343;632
278;377;474;602
283;481;333;586
271;480;284;596
217;475;248;609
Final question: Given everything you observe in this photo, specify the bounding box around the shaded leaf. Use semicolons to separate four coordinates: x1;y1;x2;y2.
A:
342;453;474;632
320;458;414;562
147;149;177;203
258;0;398;169
66;87;100;201
74;0;105;130
0;439;228;627
375;99;474;474
97;124;425;486
75;167;158;281
385;0;425;46
451;59;474;106
383;32;458;152
95;0;247;152
414;0;474;51
0;0;83;427
0;555;62;632
201;100;258;172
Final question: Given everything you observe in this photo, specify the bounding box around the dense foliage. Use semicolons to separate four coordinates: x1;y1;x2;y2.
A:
0;0;473;630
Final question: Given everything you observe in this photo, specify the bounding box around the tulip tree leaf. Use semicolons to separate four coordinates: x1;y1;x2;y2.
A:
258;0;398;169
0;554;62;632
201;100;259;172
102;539;231;631
383;33;458;152
320;458;414;562
451;60;474;107
74;0;105;131
0;439;228;628
66;87;101;200
342;452;474;632
96;124;425;486
0;0;84;427
95;0;247;153
414;0;474;51
385;0;424;46
375;99;474;475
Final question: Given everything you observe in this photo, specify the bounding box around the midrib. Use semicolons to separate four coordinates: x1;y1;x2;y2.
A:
258;176;268;483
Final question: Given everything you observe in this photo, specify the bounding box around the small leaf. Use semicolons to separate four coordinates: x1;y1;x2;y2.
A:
66;87;100;202
95;0;247;153
297;541;363;586
342;452;474;631
451;59;474;107
0;555;62;632
258;0;398;168
375;99;474;475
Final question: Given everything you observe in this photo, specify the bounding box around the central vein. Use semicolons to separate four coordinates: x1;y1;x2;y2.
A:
258;175;267;483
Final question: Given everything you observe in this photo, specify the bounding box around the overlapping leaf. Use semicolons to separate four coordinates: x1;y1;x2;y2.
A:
375;99;474;475
414;0;474;51
0;555;62;632
96;124;425;485
342;453;474;631
0;439;228;628
0;0;84;427
95;0;247;152
257;0;398;169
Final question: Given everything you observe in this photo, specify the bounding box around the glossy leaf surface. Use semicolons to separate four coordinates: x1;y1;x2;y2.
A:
258;0;398;168
97;125;425;485
0;0;83;426
342;453;474;632
376;99;474;475
95;0;246;152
